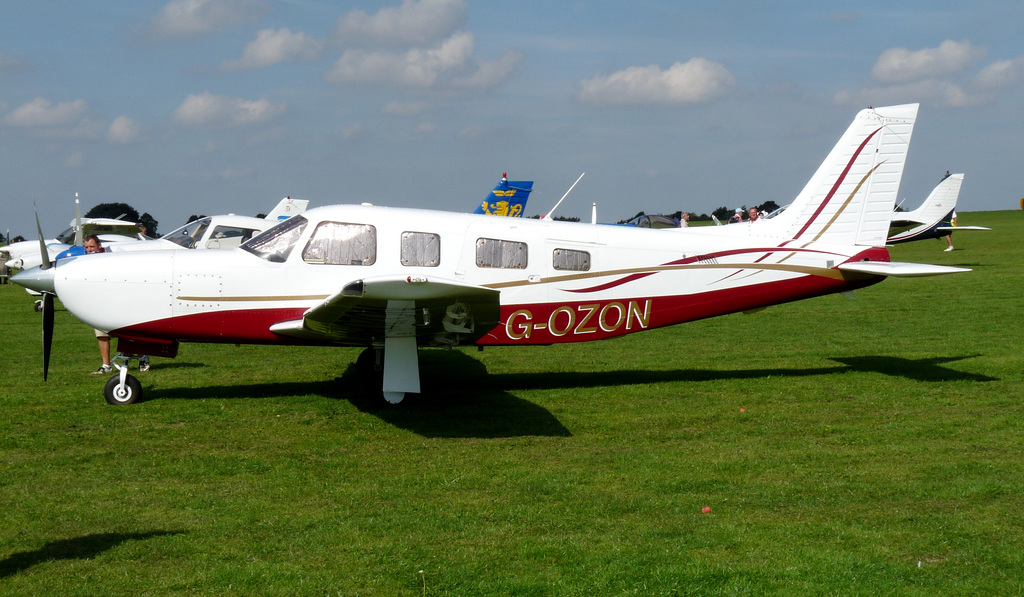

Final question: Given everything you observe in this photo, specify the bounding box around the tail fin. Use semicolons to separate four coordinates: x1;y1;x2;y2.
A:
887;173;963;242
473;173;533;217
767;104;918;246
265;197;309;221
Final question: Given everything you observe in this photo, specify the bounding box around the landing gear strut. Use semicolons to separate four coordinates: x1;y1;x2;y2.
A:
103;353;144;405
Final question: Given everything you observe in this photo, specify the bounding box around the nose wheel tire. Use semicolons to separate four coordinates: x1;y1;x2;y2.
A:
104;374;143;405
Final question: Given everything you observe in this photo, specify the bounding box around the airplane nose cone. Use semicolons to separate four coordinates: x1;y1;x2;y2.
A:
11;265;56;293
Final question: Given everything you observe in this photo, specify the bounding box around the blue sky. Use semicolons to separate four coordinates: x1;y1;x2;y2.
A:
2;0;1023;237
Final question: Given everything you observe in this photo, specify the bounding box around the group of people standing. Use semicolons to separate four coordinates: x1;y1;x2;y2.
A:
729;207;762;224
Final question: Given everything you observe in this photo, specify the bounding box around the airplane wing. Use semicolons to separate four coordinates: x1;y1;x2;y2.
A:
936;226;991;231
837;261;971;277
269;275;501;346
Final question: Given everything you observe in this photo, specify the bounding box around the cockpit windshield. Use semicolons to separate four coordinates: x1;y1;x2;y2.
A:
162;218;211;249
241;215;308;262
54;226;76;244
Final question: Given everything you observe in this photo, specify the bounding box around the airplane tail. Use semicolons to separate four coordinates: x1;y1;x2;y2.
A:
887;173;964;242
473;173;533;217
764;104;919;247
265;197;309;221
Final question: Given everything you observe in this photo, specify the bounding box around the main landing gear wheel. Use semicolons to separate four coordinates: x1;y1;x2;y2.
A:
104;374;142;405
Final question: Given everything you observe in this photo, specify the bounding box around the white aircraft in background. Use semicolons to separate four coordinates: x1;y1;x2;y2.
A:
103;197;308;254
17;104;969;406
3;213;142;270
10;197;309;303
887;172;990;245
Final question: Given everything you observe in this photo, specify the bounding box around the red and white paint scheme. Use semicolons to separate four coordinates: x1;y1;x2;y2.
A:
51;104;968;404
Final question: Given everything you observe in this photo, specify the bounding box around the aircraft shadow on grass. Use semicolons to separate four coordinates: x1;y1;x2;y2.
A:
829;355;997;382
142;353;570;440
483;353;996;390
136;352;992;437
0;531;183;578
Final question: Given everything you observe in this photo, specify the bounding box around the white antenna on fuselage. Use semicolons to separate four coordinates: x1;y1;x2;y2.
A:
543;172;585;220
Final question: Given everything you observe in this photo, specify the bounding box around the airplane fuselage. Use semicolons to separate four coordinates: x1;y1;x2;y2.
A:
54;204;888;349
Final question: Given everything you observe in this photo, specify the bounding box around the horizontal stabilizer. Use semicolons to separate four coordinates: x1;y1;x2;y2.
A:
838;261;971;277
936;226;991;231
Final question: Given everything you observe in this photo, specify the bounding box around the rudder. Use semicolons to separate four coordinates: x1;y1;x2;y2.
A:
770;104;919;247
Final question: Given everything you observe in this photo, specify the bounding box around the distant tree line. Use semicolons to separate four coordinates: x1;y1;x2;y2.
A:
85;202;160;236
614;201;782;225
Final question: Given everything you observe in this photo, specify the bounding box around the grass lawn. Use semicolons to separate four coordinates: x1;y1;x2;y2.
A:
1;210;1022;595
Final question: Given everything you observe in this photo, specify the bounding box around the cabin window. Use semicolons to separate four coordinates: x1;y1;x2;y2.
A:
242;215;307;263
401;231;440;267
553;248;590;271
476;238;528;269
302;222;377;265
165;217;211;249
205;226;259;249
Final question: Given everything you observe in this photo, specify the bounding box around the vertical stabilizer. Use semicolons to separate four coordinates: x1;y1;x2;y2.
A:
474;173;534;217
900;172;964;225
266;197;309;221
770;104;918;247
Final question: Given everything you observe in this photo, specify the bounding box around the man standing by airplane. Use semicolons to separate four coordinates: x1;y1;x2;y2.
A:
84;235;150;373
83;235;113;375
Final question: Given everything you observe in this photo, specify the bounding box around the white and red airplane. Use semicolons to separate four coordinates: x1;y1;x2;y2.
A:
31;103;968;405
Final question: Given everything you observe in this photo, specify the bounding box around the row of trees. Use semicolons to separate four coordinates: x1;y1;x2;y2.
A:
84;203;160;237
3;200;787;246
614;201;782;225
2;203;161;246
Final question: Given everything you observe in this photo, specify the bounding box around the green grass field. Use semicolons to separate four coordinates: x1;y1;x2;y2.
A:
2;210;1022;596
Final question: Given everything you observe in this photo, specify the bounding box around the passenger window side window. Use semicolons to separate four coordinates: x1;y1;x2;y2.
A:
553;248;590;271
476;238;528;269
401;231;440;267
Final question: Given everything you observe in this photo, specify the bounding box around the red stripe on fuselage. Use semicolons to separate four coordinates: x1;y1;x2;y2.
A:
480;260;885;345
110;307;311;345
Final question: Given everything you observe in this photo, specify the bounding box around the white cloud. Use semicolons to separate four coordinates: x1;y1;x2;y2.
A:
453;51;522;89
415;121;436;134
66;151;85;168
871;40;985;84
833;79;985;108
220;167;251;179
341;123;365;140
334;0;466;46
382;100;427;116
173;92;286;126
150;0;268;40
107;116;143;144
327;31;475;87
578;58;736;105
3;97;89;127
975;56;1024;89
835;40;1013;108
0;48;25;76
222;28;322;70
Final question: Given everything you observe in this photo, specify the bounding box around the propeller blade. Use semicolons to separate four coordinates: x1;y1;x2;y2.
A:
74;193;84;246
34;201;51;271
42;292;54;381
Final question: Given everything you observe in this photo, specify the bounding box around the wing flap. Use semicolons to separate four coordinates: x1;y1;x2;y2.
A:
272;275;500;346
838;261;971;277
